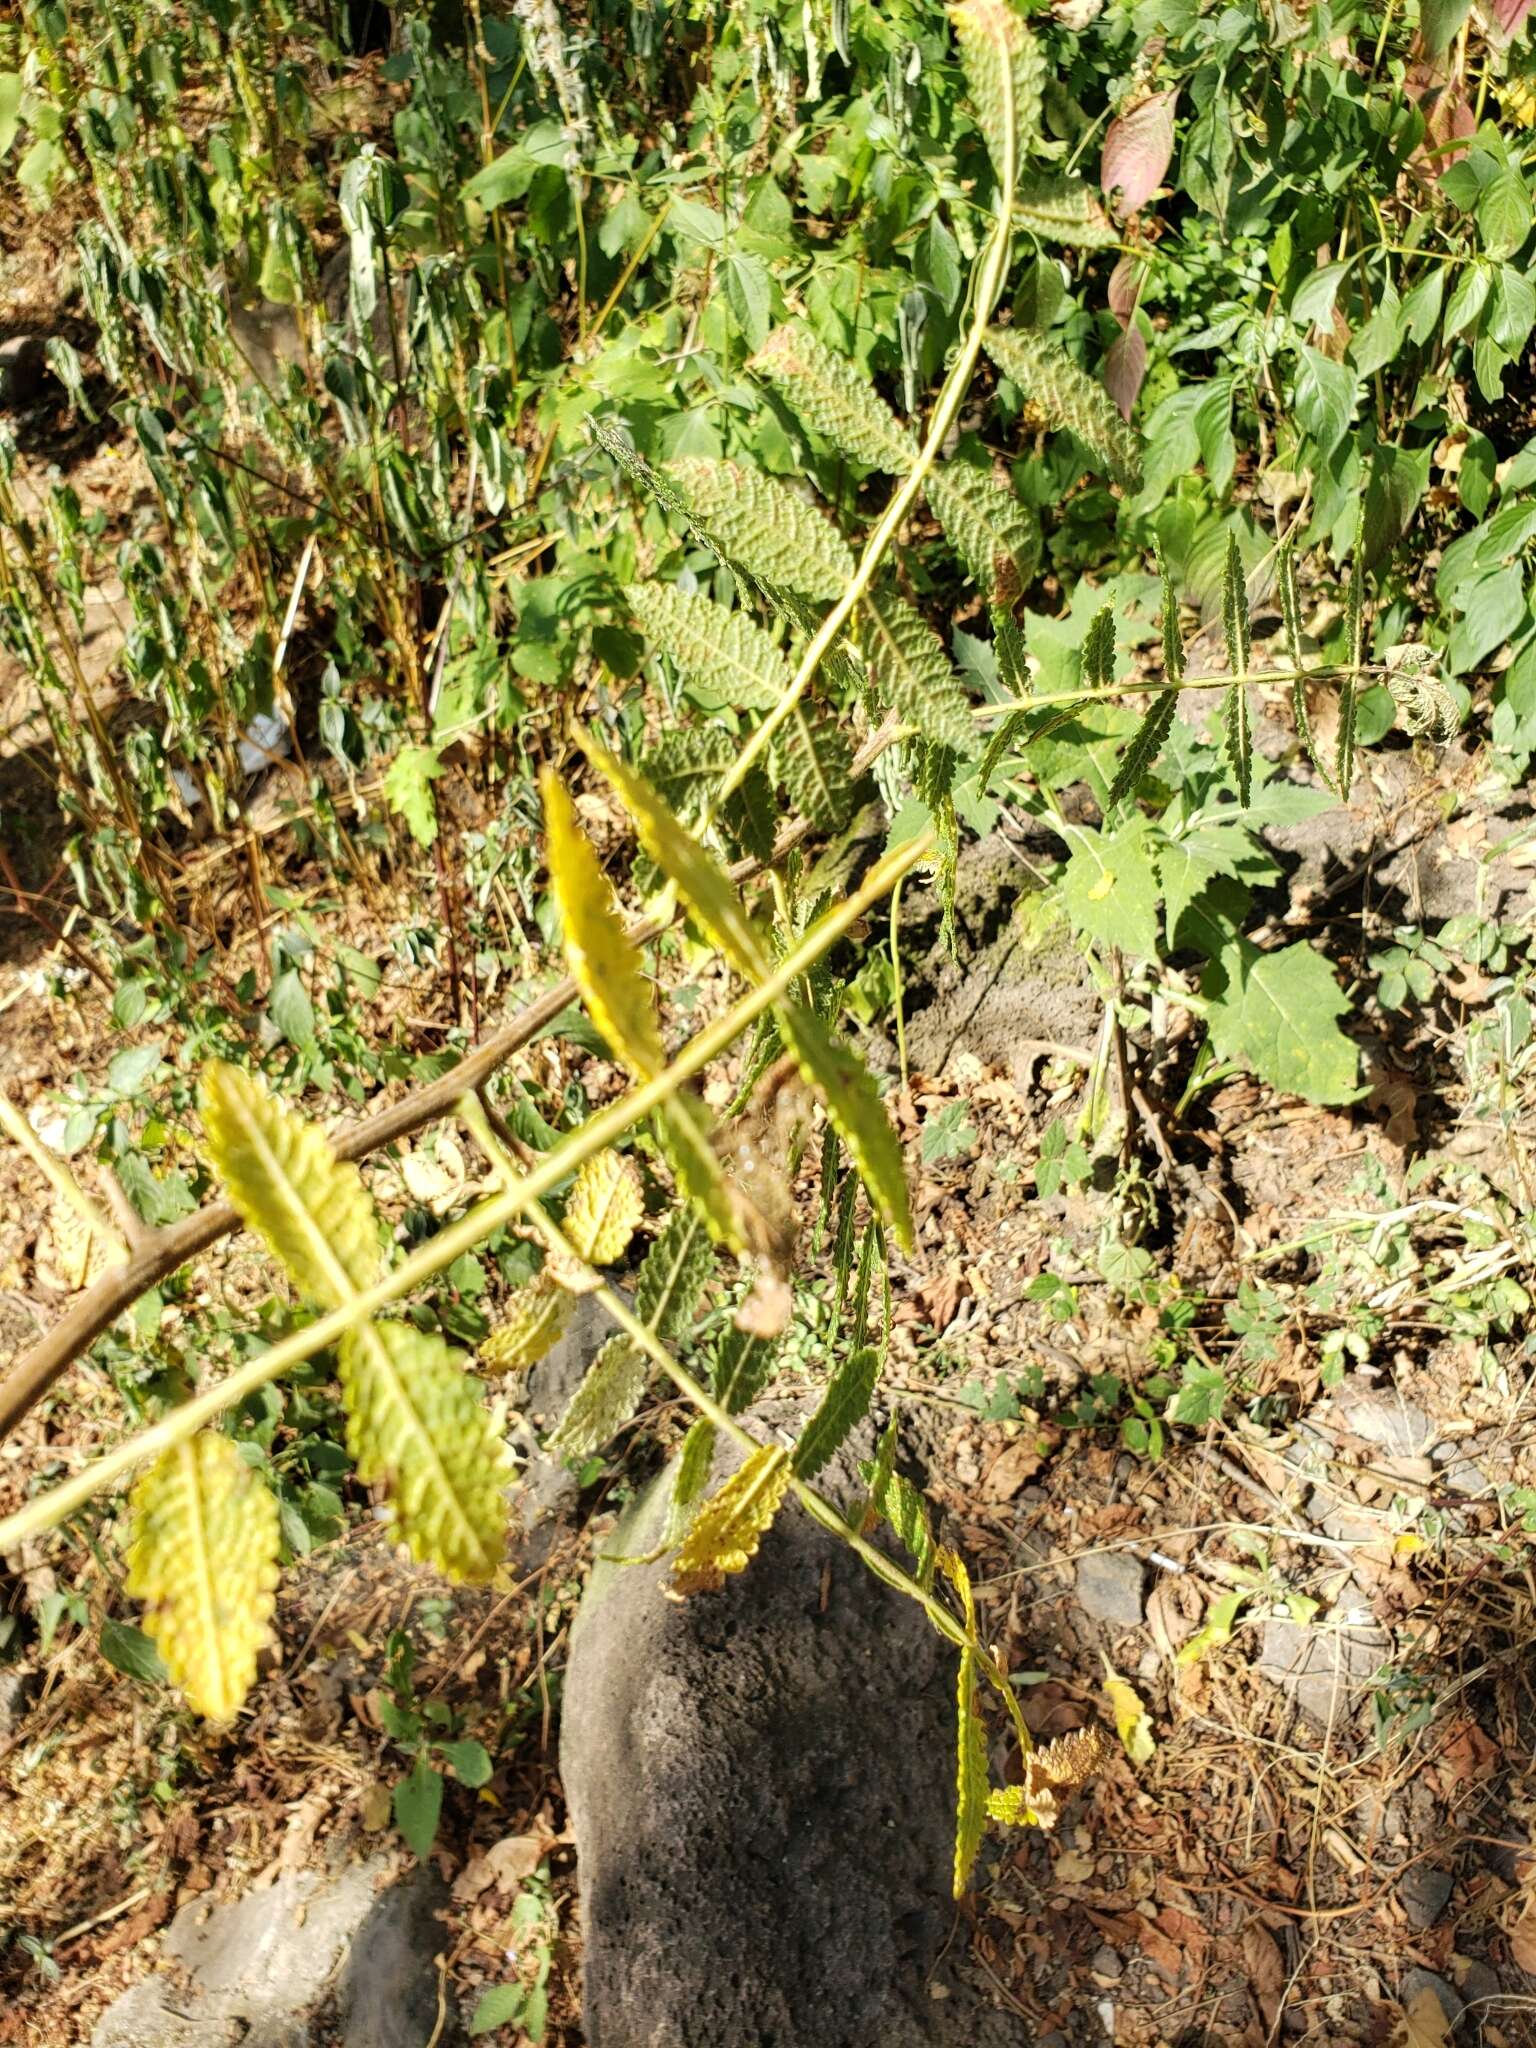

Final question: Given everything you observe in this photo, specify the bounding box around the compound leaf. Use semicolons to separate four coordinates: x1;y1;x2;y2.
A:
1013;174;1119;248
671;1443;792;1596
339;1321;509;1583
125;1430;280;1722
544;1333;649;1459
925;461;1040;605
952;0;1044;178
772;702;854;830
200;1061;385;1310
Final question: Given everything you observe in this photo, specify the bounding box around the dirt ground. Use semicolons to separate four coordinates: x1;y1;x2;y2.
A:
5;273;1536;2048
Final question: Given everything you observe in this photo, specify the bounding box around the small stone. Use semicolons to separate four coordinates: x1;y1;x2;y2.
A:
1073;1551;1146;1630
1397;1865;1454;1930
1455;1957;1500;2010
1323;1375;1431;1457
1090;1945;1123;1982
1257;1577;1389;1730
1401;1968;1462;2025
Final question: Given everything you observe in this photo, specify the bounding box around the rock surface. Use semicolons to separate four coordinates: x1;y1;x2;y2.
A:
1073;1551;1146;1631
90;1858;455;2048
562;1406;1025;2047
1257;1577;1390;1730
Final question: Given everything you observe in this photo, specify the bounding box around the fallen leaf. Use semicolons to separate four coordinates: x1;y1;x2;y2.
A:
1386;1987;1453;2048
1101;1658;1155;1765
452;1832;547;1901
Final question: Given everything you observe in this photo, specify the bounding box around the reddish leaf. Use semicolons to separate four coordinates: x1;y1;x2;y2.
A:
1103;327;1147;423
1101;90;1178;220
1107;254;1144;331
1491;0;1536;36
1405;60;1476;174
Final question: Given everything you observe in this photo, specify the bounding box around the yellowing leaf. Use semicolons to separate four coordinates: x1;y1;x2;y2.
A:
986;1725;1112;1832
200;1061;385;1309
1175;1587;1249;1667
777;1001;913;1252
480;1273;572;1375
339;1320;509;1583
577;734;772;982
671;1443;791;1596
541;771;665;1079
125;1430;280;1722
563;1150;644;1267
545;1334;649;1460
1101;1658;1155;1766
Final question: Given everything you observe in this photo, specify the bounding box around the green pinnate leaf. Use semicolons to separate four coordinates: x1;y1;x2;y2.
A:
925;461;1040;604
339;1321;509;1583
542;770;667;1078
713;1322;780;1415
1013;175;1119;249
862;590;978;754
665;1417;719;1546
1106;692;1177;808
985;326;1142;489
953;1646;989;1896
776;1001;913;1251
772;702;855;832
665;457;854;602
752;321;915;471
480;1274;573;1375
793;1345;880;1478
626;583;789;712
544;1334;649;1459
951;0;1044;178
1081;599;1117;691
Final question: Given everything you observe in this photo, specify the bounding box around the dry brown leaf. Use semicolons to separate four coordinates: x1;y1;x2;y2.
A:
1386;1987;1454;2048
452;1832;547;1902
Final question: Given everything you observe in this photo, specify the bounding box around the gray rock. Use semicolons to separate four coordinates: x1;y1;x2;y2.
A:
1258;1579;1389;1731
1457;1958;1501;2010
91;1860;457;2048
1401;1967;1462;2025
1073;1551;1146;1631
1323;1375;1431;1458
561;1407;1007;2048
1397;1864;1454;1930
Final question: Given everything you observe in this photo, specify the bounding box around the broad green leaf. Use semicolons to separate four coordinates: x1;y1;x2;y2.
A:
1157;820;1272;944
665;457;853;601
480;1274;573;1374
0;74;20;159
578;734;772;979
1059;817;1161;960
777;1001;913;1251
394;1754;444;1858
542;770;666;1077
438;1737;493;1786
792;1345;880;1479
1200;937;1358;1105
985;326;1142;490
339;1321;509;1582
200;1061;386;1310
99;1619;167;1686
1293;345;1357;458
564;1150;644;1266
544;1333;649;1459
752;320;915;471
470;1986;524;2037
862;591;978;754
125;1431;280;1722
626;583;789;712
384;743;443;848
952;0;1044;177
671;1443;792;1595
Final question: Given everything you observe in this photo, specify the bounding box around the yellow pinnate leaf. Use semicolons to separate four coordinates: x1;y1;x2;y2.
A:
200;1060;385;1310
671;1444;791;1597
563;1150;644;1267
339;1321;509;1583
125;1430;280;1722
1101;1658;1155;1767
576;734;772;983
776;1002;913;1252
545;1333;649;1459
541;771;665;1080
480;1274;572;1375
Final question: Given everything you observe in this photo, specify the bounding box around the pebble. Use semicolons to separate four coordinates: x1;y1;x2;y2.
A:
1397;1864;1454;1930
1073;1551;1146;1630
1401;1968;1462;2024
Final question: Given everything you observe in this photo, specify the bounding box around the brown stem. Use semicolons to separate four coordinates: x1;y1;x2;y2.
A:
0;725;893;1442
